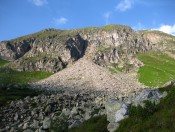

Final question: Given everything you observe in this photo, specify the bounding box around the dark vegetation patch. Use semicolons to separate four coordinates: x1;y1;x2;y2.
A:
0;84;39;107
69;115;108;132
0;58;8;67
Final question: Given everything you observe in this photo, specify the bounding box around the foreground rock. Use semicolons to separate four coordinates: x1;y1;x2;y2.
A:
106;88;167;132
0;92;106;132
0;87;167;132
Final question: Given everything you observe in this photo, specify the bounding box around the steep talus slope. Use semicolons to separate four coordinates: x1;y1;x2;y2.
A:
0;25;151;72
32;58;144;96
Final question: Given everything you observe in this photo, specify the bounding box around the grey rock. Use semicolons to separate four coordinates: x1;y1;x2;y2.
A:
105;99;127;123
162;91;168;98
44;105;52;114
68;120;81;129
38;112;44;120
14;113;18;121
163;80;175;88
114;106;127;122
9;127;16;132
42;117;51;130
70;107;78;115
31;120;39;129
107;122;119;132
61;108;71;116
133;88;163;106
23;123;29;130
84;111;91;120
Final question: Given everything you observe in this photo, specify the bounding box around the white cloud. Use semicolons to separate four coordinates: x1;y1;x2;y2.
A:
158;24;175;35
116;0;134;12
54;17;68;25
104;12;111;25
30;0;48;6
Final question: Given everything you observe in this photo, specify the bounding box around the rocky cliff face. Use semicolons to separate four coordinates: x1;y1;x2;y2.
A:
139;30;175;51
0;38;34;61
0;25;151;72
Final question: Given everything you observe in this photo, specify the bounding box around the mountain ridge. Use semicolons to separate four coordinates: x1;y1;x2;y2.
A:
0;24;151;73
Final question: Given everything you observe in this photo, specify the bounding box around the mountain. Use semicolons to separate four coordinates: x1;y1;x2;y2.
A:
1;24;175;132
0;24;151;73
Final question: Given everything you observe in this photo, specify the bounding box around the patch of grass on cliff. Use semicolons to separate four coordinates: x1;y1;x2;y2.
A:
69;115;108;132
138;51;175;87
0;58;9;67
102;24;130;31
96;45;111;54
116;86;175;132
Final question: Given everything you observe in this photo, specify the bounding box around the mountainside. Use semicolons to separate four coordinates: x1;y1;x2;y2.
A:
1;25;175;132
0;25;151;72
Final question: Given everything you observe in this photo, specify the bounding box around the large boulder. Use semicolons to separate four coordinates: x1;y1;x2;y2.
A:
42;117;51;130
105;99;128;132
132;88;167;106
105;99;128;123
107;122;119;132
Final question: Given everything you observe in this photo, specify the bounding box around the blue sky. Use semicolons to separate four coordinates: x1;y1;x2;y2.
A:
0;0;175;41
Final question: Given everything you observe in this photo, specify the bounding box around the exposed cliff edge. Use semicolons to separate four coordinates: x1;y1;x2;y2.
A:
139;30;175;51
0;25;153;72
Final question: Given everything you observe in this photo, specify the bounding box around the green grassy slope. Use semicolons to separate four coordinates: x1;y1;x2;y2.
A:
0;68;52;85
0;58;9;67
138;51;175;87
0;59;52;106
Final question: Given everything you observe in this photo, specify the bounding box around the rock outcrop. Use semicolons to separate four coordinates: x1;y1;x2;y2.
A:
0;38;34;61
0;25;151;72
139;30;175;51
